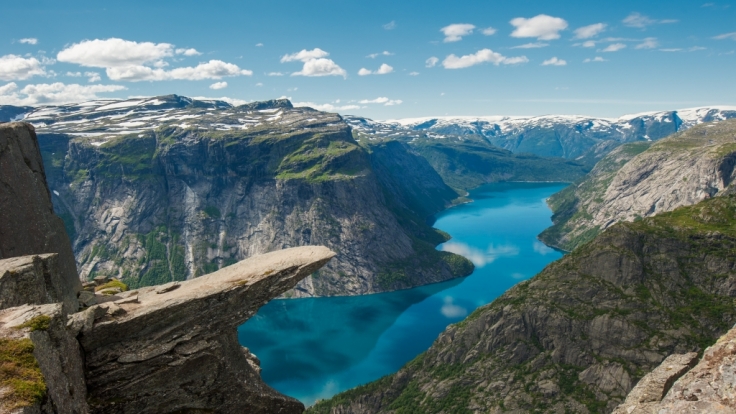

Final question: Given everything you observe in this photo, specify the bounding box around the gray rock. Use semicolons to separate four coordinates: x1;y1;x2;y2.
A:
77;290;96;307
0;254;72;311
92;276;108;286
0;123;81;313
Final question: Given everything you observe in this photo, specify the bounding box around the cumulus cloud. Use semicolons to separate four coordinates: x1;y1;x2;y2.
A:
441;23;476;42
635;37;659;49
583;56;607;62
511;42;549;49
267;72;284;76
357;63;393;76
425;56;439;68
57;38;174;68
209;81;227;90
602;43;627;52
440;242;519;267
581;40;596;48
409;71;419;76
714;32;736;40
176;48;201;56
574;23;607;39
280;48;330;63
106;60;252;81
358;97;402;105
366;51;393;59
510;14;568;40
482;27;497;36
0;82;125;105
291;58;347;78
542;57;567;66
0;55;49;81
86;72;101;82
383;21;397;30
442;49;528;69
19;38;38;45
292;101;360;112
623;12;678;28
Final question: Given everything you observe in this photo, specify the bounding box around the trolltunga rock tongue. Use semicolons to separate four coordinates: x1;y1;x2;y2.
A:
73;246;335;414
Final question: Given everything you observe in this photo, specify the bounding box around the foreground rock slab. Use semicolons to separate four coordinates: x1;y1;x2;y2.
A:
615;323;736;413
75;246;334;414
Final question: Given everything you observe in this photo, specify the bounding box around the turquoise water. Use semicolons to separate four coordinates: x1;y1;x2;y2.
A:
238;182;567;405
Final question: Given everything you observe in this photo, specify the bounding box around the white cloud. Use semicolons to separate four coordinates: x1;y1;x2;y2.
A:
409;71;419;76
291;58;347;78
175;48;201;56
255;43;264;47
0;55;48;81
358;97;402;105
383;21;397;30
482;27;497;36
106;60;252;81
574;23;607;39
292;101;360;112
425;56;439;68
65;71;82;77
85;72;101;82
510;14;568;40
367;51;393;59
358;63;394;76
659;48;682;52
57;38;174;67
442;49;528;69
623;12;678;28
533;241;555;255
689;46;707;51
542;57;567;66
209;81;227;90
511;42;549;49
267;72;284;76
714;32;736;40
192;96;249;106
635;37;659;49
441;23;476;42
0;82;126;105
582;40;596;48
583;56;607;62
280;48;329;63
602;43;627;52
19;38;38;45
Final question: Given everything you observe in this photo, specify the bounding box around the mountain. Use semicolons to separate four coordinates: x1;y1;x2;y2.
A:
345;106;736;160
540;119;736;251
13;95;472;296
309;194;736;414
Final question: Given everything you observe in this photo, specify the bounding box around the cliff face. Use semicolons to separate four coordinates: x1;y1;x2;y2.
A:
0;122;81;313
32;96;470;296
309;195;736;414
0;120;338;413
540;119;736;251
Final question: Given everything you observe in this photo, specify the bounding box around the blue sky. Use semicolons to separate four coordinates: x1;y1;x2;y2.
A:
1;0;735;118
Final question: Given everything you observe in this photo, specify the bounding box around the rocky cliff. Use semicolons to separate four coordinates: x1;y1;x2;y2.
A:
0;121;337;413
25;96;470;296
613;323;736;413
540;119;736;251
309;195;736;413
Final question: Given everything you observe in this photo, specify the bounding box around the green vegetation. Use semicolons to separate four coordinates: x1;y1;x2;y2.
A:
16;315;51;332
95;279;128;293
0;339;46;409
202;206;221;219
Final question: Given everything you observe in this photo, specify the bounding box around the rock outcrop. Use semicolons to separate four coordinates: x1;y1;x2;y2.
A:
614;324;736;413
540;119;736;251
0;123;81;313
310;195;736;413
30;96;471;297
0;121;337;413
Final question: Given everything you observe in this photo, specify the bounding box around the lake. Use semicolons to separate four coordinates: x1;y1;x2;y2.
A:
237;182;568;406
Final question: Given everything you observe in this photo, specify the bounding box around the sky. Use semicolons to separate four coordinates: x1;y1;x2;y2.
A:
1;0;735;119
